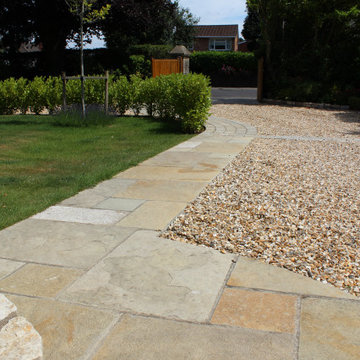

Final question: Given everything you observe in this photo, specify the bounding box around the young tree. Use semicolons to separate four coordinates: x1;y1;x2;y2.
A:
65;0;110;117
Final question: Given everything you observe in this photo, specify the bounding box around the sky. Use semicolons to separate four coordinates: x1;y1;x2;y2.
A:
73;0;247;49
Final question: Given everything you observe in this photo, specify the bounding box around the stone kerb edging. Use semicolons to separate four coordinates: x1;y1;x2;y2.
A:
262;98;350;111
0;294;43;360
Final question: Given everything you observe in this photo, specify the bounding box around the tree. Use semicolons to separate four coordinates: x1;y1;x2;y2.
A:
65;0;111;117
0;0;80;75
103;0;198;52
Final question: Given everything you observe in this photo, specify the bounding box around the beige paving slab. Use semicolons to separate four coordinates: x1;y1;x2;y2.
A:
299;297;360;360
140;151;230;170
60;230;234;322
117;201;187;230
228;256;356;299
93;315;295;360
0;259;24;280
0;219;135;268
113;180;207;202
60;179;136;207
212;288;297;334
0;264;83;298
60;189;106;208
7;295;116;360
115;165;219;182
193;142;246;154
94;198;145;211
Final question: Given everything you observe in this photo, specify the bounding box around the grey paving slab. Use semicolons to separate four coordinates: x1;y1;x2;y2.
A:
0;219;135;268
113;179;207;202
7;294;116;360
60;189;106;208
116;165;219;182
193;142;246;154
229;256;356;299
170;141;202;149
299;297;360;360
60;230;234;322
117;201;187;230
0;259;24;280
32;205;126;225
93;315;295;360
94;198;145;212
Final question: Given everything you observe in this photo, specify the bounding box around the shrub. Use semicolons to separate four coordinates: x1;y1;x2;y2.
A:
44;77;62;114
130;44;173;59
0;78;18;115
27;77;47;114
349;96;360;110
109;76;131;115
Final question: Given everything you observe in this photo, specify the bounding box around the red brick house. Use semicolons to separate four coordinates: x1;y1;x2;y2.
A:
193;25;239;52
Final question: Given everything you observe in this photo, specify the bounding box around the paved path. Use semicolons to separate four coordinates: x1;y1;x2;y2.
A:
0;116;359;359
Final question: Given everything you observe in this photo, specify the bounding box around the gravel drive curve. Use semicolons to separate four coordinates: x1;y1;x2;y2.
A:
162;104;360;296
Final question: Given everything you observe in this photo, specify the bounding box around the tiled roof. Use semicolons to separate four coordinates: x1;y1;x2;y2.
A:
194;25;239;38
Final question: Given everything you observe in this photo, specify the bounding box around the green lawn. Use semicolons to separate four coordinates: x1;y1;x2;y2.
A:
0;115;194;230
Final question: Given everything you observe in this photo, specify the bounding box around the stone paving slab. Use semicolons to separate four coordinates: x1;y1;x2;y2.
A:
93;315;295;360
0;259;24;281
7;295;116;360
117;201;187;230
211;288;297;334
193;142;246;154
0;264;83;298
115;165;219;182
113;180;207;202
139;151;231;170
0;219;135;268
94;198;145;212
32;205;126;225
229;256;355;299
60;230;234;322
299;297;360;360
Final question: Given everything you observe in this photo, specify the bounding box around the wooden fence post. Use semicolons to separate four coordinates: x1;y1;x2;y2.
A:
257;57;264;102
105;71;109;115
61;72;67;112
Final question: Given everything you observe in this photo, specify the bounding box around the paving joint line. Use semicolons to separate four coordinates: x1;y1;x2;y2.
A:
294;297;302;360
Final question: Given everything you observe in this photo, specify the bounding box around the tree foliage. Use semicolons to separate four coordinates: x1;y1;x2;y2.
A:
247;0;360;103
103;0;198;51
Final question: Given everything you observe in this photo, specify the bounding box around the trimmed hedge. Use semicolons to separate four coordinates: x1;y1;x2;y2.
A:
190;51;257;74
0;73;211;133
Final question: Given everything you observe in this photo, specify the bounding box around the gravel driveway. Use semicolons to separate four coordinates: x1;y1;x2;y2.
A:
163;104;360;296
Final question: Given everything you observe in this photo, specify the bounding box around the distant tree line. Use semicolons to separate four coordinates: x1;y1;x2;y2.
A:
0;0;198;77
243;0;360;104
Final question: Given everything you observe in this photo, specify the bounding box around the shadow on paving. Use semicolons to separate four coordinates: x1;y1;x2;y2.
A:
211;87;259;105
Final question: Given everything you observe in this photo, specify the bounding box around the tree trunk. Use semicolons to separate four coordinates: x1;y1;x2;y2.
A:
80;0;86;118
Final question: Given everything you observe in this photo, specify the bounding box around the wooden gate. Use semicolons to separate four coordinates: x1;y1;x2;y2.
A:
152;58;183;77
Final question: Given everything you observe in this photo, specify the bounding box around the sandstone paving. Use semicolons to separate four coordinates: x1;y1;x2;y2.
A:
192;142;246;154
299;297;360;360
94;198;145;211
113;179;207;202
93;314;295;360
0;219;135;268
228;256;356;299
0;259;24;280
139;151;231;170
59;230;234;322
7;295;116;360
211;288;297;334
115;165;219;182
0;264;83;298
0;294;17;328
117;201;187;230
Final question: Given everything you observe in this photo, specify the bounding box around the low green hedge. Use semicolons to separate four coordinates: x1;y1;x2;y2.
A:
0;73;211;133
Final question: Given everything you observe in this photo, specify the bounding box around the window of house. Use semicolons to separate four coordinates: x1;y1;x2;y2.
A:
209;39;232;51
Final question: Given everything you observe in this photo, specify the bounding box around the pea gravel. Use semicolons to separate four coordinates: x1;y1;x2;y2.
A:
162;105;360;296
